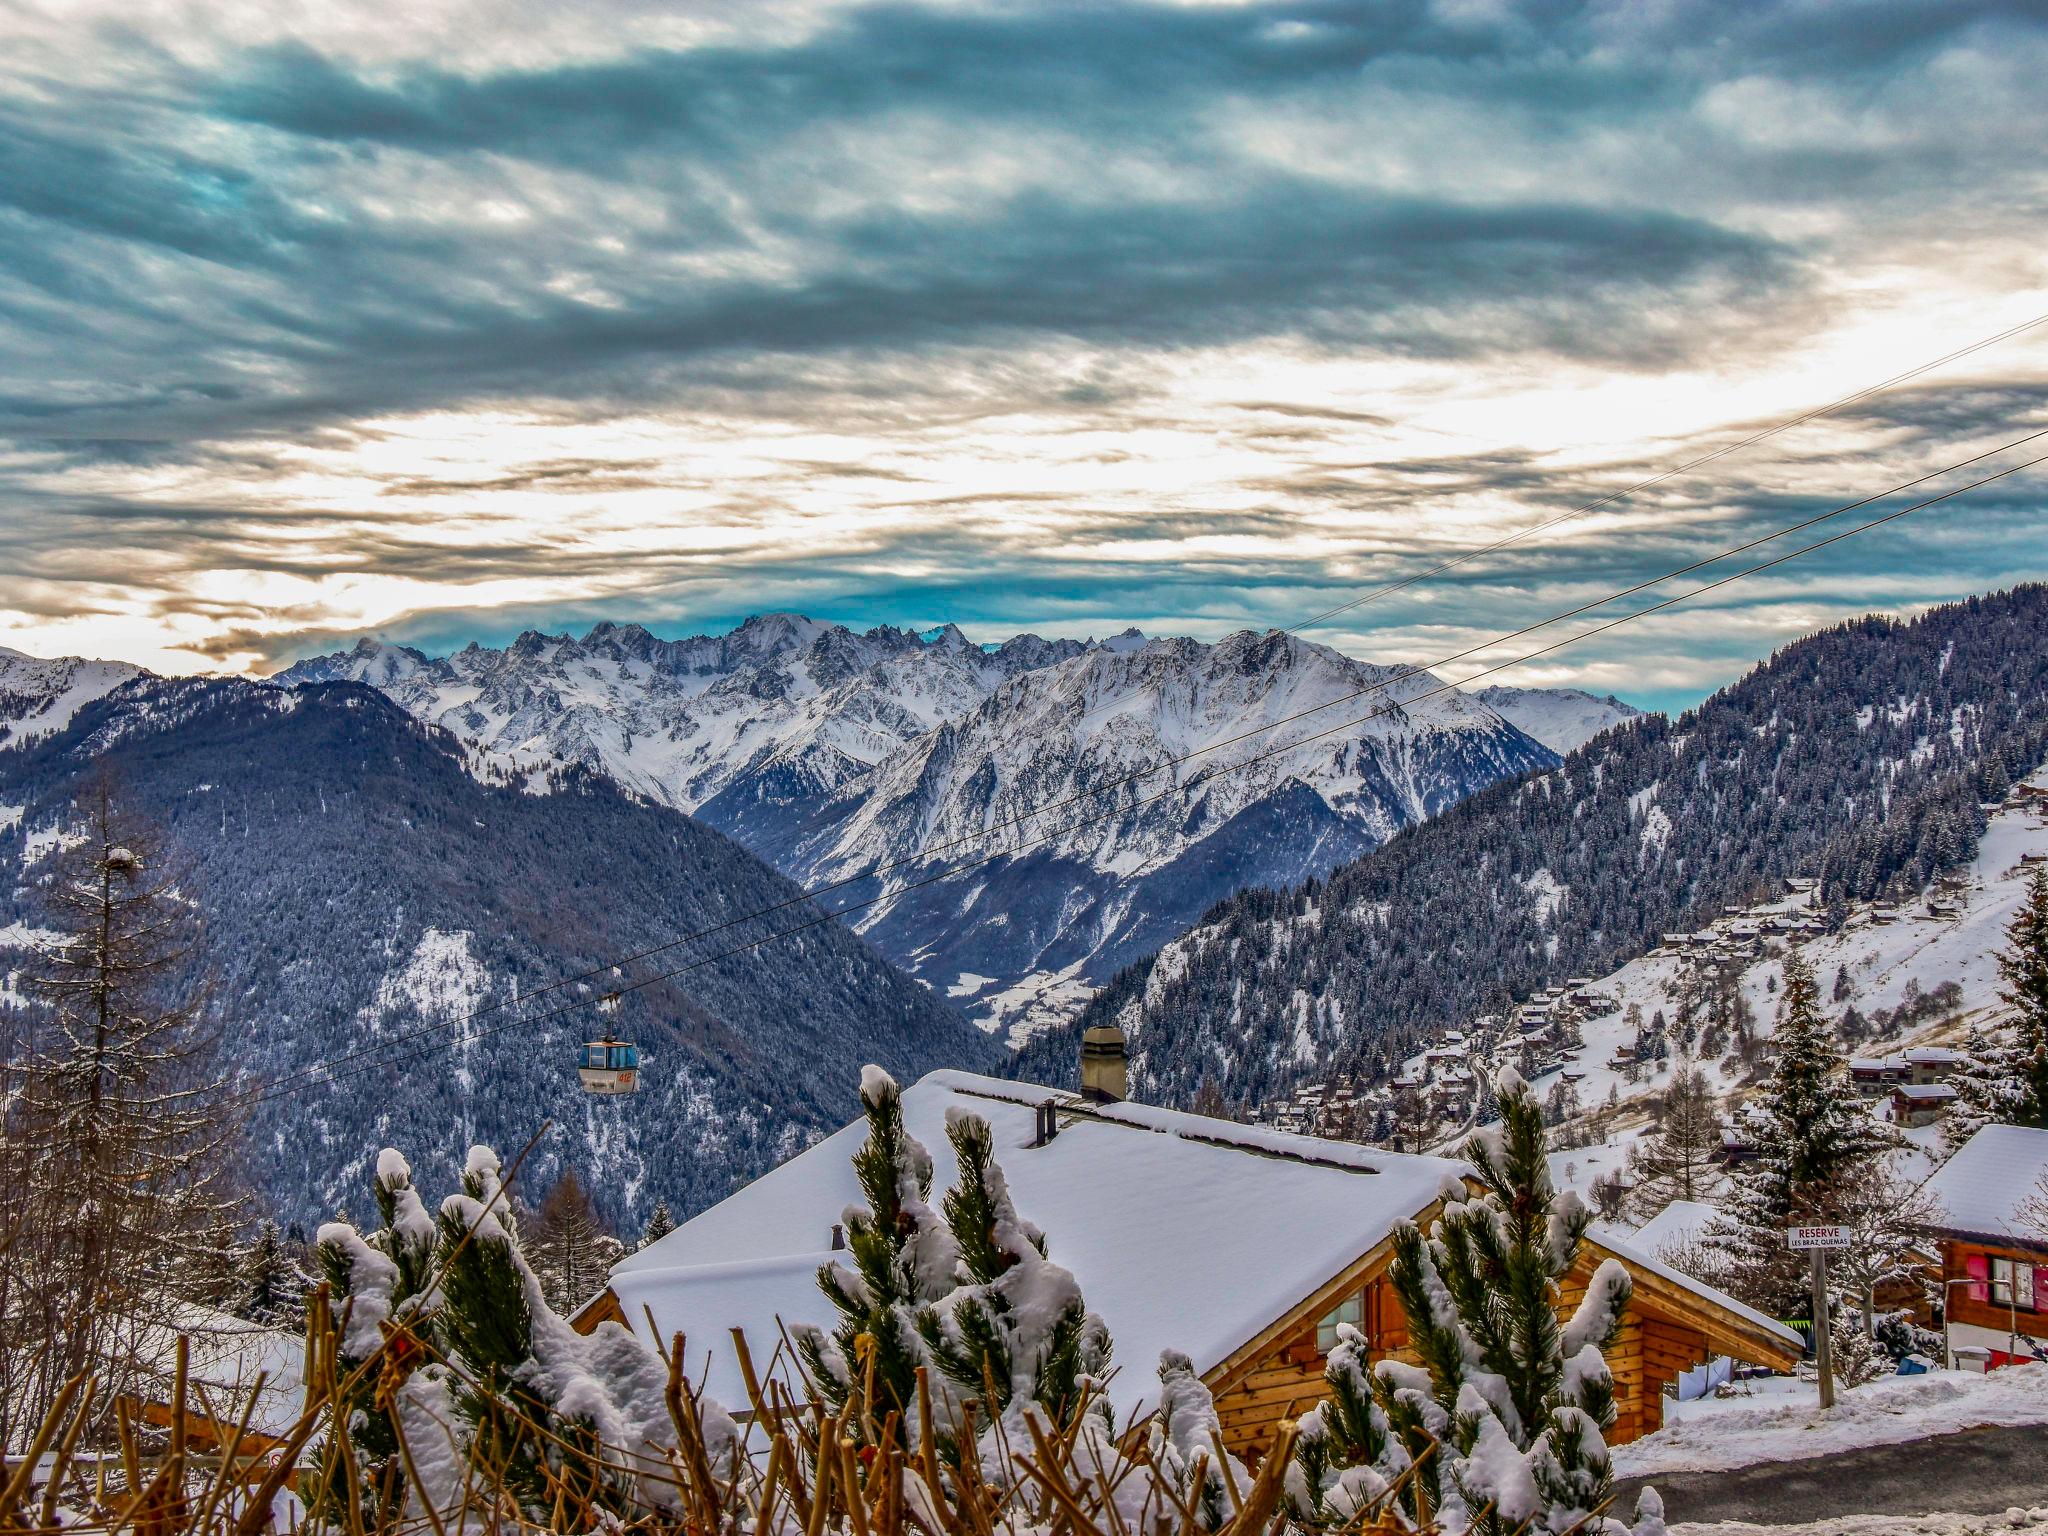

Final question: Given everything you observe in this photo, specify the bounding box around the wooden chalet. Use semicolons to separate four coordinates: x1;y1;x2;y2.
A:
1923;1124;2048;1370
575;1064;1800;1458
112;1303;306;1474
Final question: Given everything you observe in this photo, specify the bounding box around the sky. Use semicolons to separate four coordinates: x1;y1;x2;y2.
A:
3;0;2047;713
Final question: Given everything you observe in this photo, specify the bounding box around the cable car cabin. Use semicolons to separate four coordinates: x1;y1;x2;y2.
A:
578;1040;640;1095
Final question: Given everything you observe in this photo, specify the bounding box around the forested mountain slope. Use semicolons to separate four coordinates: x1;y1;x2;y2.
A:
1017;587;2048;1110
0;677;994;1227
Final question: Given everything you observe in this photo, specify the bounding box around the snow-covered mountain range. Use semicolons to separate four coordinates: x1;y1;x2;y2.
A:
274;616;1092;812
1471;685;1641;754
762;630;1558;1038
0;647;141;749
282;617;1610;1038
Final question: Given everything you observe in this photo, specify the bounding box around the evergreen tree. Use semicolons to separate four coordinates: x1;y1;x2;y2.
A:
238;1219;311;1329
795;1068;958;1433
526;1167;625;1313
1996;868;2048;1126
1710;953;1895;1314
1626;1066;1722;1220
915;1109;1110;1455
1291;1068;1661;1536
638;1197;677;1250
1943;878;2048;1150
315;1144;728;1527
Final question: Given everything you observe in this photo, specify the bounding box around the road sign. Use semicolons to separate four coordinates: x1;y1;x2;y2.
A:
1785;1223;1851;1251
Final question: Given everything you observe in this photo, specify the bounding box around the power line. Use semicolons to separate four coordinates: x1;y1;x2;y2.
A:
256;438;2048;1103
251;316;2048;1098
1276;308;2048;639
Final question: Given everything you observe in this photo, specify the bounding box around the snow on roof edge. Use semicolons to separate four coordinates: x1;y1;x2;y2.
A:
1589;1224;1804;1353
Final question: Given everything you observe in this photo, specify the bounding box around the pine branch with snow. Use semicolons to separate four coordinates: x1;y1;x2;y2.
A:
914;1107;1110;1461
796;1066;958;1433
1309;1067;1660;1536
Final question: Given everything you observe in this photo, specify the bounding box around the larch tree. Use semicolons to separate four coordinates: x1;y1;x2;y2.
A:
525;1167;626;1314
0;780;245;1443
1626;1066;1722;1221
1710;951;1896;1315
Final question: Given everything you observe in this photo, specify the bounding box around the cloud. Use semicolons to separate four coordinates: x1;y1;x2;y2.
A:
0;0;2046;689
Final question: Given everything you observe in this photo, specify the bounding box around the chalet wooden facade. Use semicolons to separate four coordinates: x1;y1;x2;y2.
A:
576;1068;1802;1456
1198;1226;1796;1454
1924;1125;2048;1370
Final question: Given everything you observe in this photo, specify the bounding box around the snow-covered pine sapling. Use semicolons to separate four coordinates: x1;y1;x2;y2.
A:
915;1107;1110;1457
1148;1352;1252;1534
1367;1067;1659;1536
797;1066;960;1433
308;1149;446;1524
1286;1325;1409;1527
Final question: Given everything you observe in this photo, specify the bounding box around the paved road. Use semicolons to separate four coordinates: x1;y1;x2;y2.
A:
1612;1423;2048;1526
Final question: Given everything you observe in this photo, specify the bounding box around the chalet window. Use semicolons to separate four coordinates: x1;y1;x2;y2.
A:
1990;1259;2039;1311
1317;1294;1363;1354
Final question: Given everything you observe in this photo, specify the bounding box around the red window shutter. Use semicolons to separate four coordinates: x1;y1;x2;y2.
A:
1965;1251;1989;1302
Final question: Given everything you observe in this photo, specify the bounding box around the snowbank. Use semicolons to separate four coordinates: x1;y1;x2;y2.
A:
1616;1366;2048;1478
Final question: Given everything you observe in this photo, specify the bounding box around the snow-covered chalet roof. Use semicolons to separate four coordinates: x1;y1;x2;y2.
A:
608;1069;1467;1419
1586;1224;1802;1355
1922;1124;2048;1246
1626;1199;1722;1256
607;1069;1801;1417
125;1301;306;1438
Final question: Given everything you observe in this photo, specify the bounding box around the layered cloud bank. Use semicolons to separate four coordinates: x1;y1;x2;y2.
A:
2;0;2046;705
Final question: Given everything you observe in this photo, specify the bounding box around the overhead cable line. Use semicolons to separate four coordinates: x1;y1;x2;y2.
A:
257;437;2048;1103
1277;308;2048;638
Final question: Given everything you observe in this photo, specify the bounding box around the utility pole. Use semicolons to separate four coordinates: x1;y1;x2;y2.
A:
1788;1223;1848;1409
1809;1247;1835;1410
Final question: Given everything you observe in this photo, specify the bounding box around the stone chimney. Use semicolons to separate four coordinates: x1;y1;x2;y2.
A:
1080;1022;1128;1104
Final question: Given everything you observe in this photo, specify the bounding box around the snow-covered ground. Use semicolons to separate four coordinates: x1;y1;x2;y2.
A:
1674;1513;2048;1536
1616;1366;2048;1478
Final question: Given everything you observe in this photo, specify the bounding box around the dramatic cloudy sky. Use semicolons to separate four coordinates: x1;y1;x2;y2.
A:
4;0;2047;709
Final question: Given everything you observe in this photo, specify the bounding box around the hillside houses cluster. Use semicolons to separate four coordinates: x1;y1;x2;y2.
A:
1261;982;1612;1143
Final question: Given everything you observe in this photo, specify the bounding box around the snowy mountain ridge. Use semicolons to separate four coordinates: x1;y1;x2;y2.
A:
275;615;1626;1039
0;646;143;748
763;628;1559;1037
273;615;1096;813
1472;685;1643;755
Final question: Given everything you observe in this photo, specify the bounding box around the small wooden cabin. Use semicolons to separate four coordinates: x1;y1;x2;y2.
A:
1923;1124;2048;1369
576;1069;1801;1455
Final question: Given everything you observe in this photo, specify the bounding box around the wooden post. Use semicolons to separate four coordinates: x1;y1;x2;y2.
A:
1810;1249;1835;1410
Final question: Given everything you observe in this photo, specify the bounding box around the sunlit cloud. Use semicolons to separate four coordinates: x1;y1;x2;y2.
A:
1;0;2046;707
